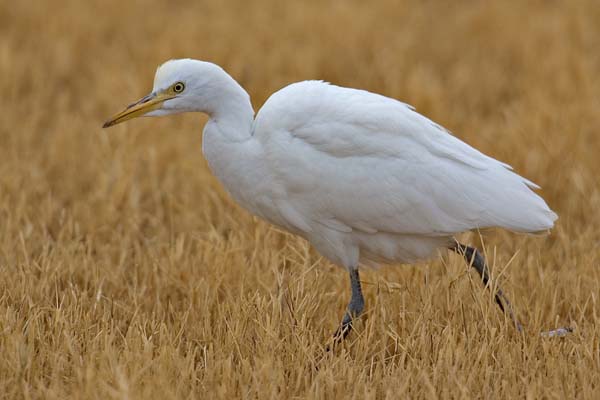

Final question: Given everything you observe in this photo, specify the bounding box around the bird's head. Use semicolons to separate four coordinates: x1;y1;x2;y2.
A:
103;59;230;128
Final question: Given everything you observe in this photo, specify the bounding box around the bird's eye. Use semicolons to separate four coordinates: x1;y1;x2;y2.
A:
173;82;185;93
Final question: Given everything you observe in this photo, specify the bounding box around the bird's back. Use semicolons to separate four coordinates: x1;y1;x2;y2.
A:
252;81;557;266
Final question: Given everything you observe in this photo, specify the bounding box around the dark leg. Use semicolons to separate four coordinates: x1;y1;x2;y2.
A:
451;242;523;332
332;268;365;343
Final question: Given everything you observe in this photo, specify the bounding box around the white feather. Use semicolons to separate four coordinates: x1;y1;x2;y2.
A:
122;59;558;269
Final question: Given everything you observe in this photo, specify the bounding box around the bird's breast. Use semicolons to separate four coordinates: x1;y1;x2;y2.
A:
202;123;288;229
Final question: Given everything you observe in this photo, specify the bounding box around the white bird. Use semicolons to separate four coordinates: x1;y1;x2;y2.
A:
104;59;559;341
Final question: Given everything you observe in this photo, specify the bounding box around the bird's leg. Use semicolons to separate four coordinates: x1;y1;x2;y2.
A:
332;268;365;343
451;242;523;332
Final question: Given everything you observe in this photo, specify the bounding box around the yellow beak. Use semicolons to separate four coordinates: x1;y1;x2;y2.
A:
102;91;176;128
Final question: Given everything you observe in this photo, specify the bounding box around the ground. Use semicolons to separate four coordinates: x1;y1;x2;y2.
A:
0;0;599;398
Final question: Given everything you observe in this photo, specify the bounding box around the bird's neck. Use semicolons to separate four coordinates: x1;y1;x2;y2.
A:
201;82;266;213
209;92;255;142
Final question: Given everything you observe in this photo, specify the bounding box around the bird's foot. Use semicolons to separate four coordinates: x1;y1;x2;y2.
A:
325;319;353;351
540;326;574;338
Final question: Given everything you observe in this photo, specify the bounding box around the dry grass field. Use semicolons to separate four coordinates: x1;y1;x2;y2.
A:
1;0;599;398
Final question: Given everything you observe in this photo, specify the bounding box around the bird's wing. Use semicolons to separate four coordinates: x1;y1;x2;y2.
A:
253;81;557;236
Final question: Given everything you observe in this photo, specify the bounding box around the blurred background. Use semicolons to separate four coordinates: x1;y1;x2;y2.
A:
0;0;599;398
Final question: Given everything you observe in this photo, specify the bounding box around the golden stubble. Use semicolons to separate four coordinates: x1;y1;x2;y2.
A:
0;1;599;399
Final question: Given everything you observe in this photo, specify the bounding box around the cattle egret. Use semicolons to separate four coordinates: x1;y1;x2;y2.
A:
104;59;566;342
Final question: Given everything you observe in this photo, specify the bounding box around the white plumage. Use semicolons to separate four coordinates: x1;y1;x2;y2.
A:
103;59;559;339
251;80;556;267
